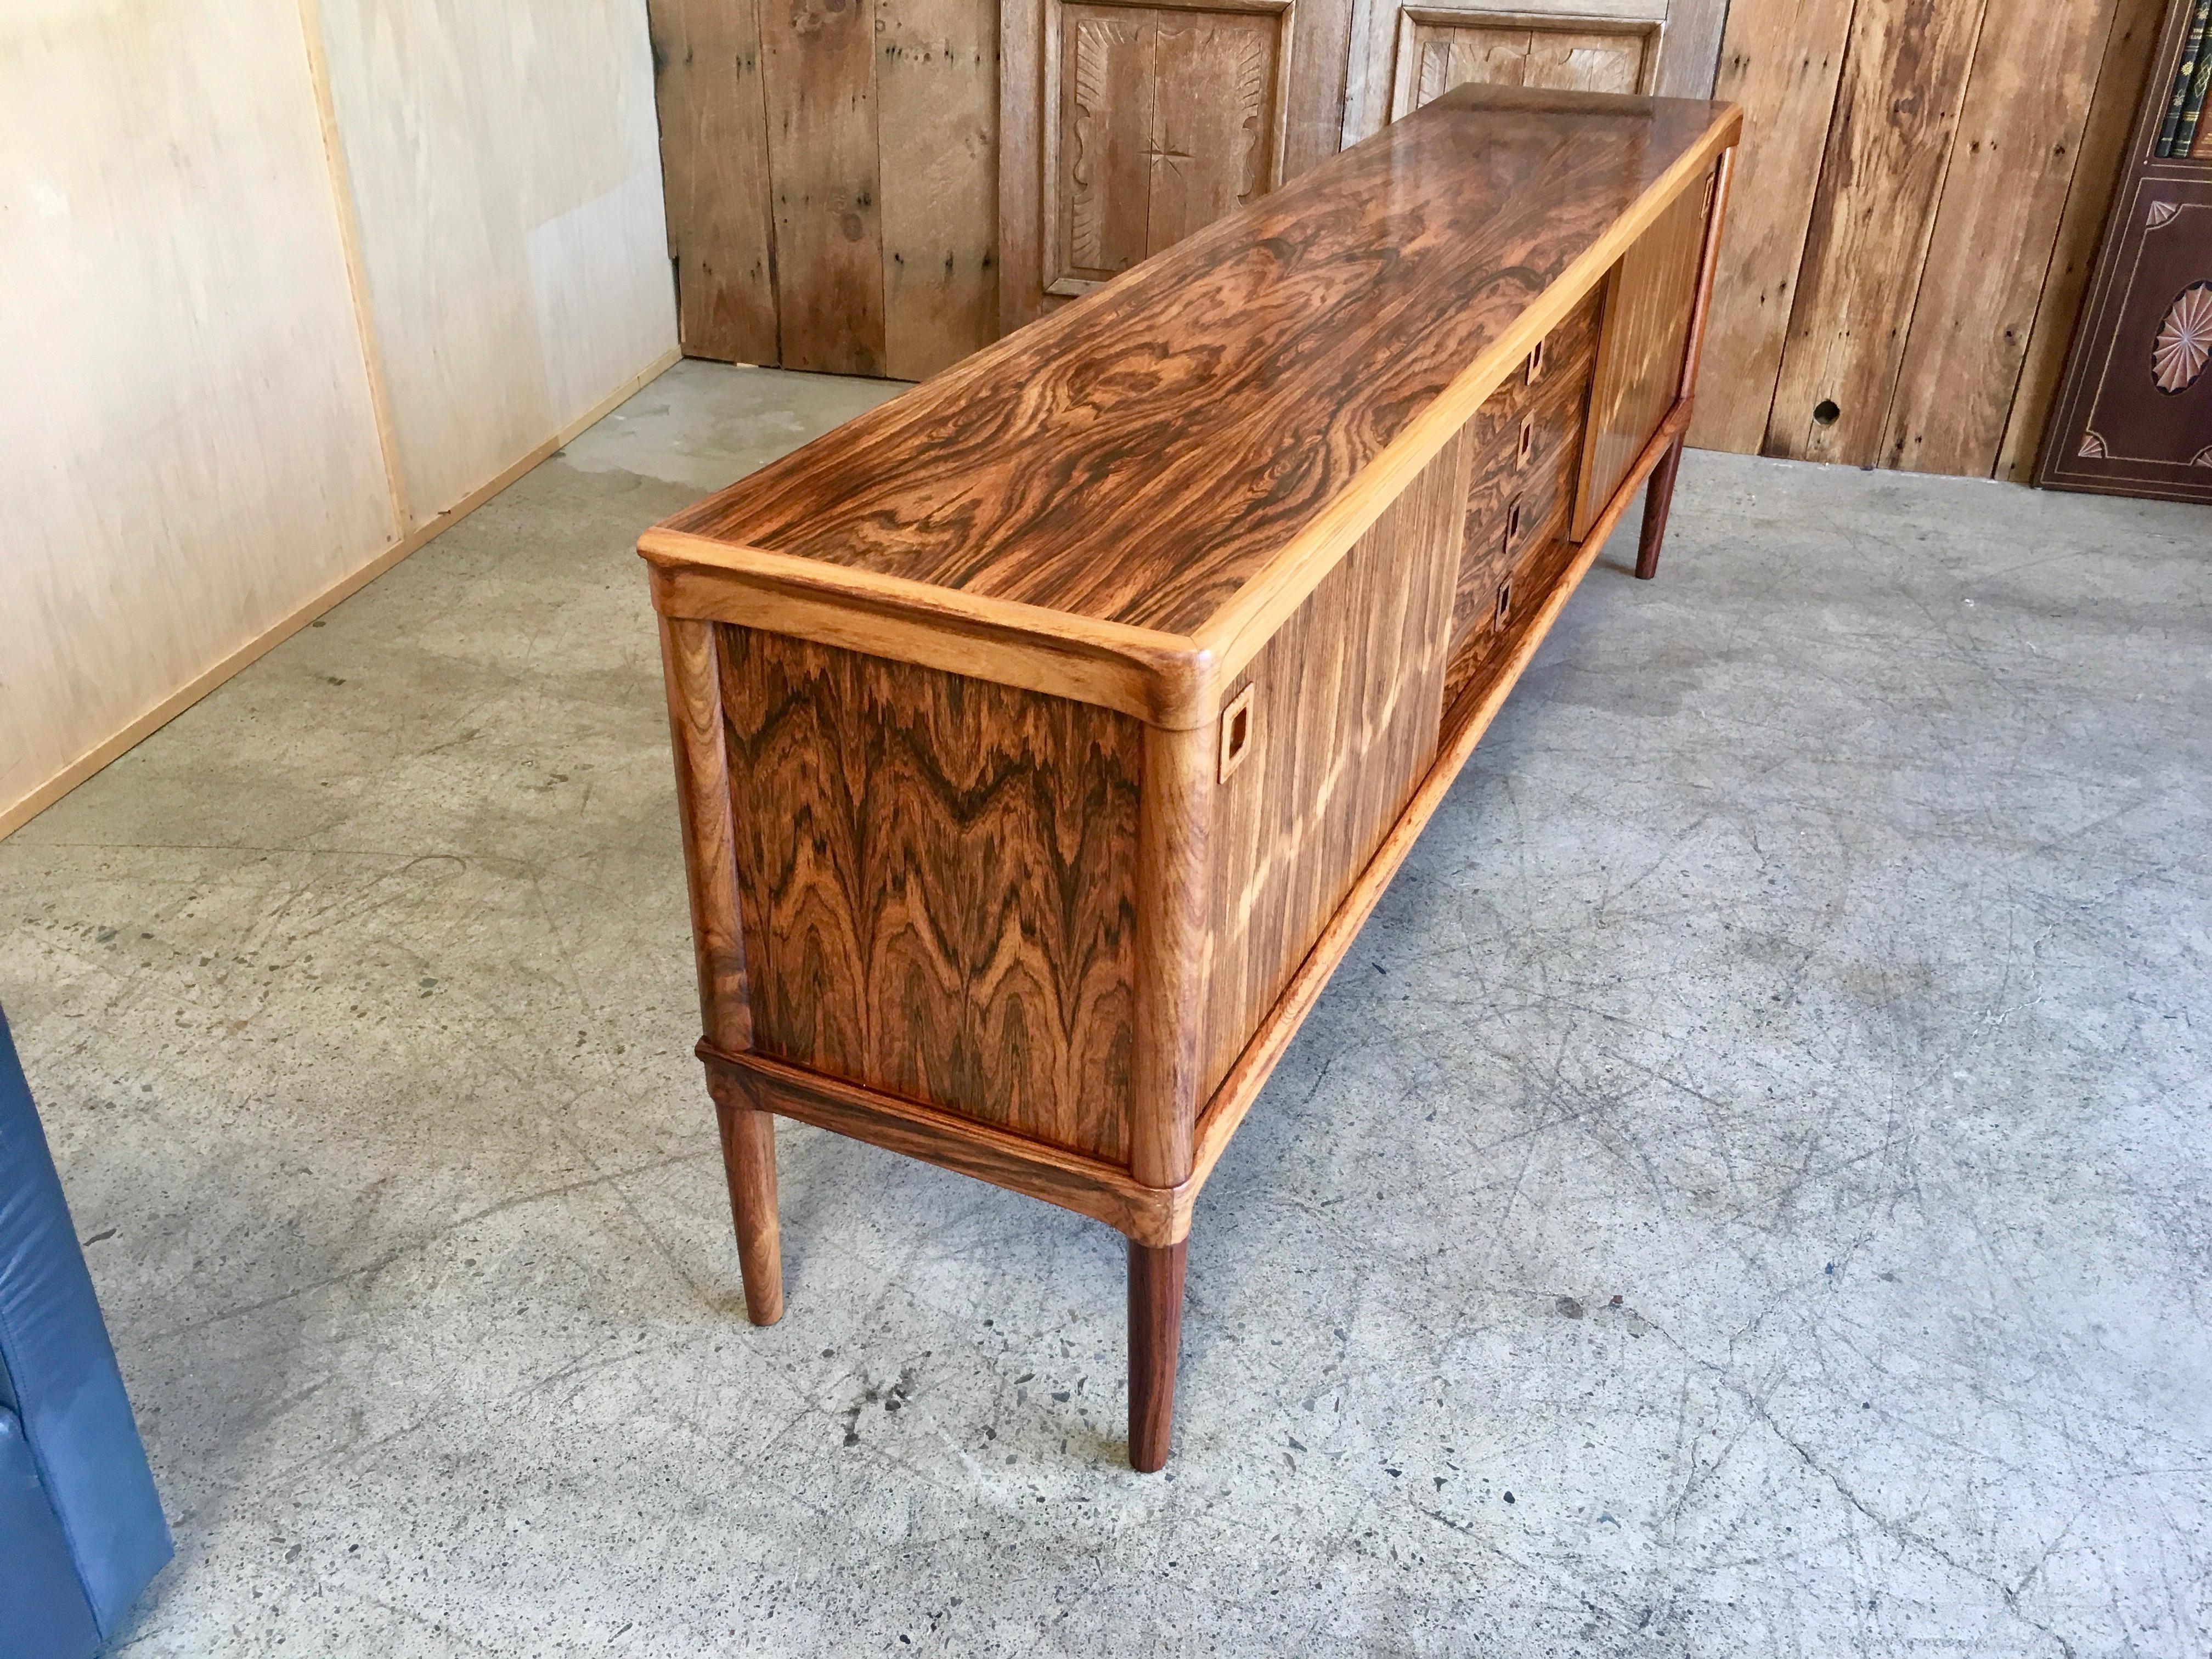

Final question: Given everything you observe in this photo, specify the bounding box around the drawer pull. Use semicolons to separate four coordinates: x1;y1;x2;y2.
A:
1496;577;1513;627
1517;413;1536;469
1218;684;1256;782
1527;337;1545;383
1504;497;1523;552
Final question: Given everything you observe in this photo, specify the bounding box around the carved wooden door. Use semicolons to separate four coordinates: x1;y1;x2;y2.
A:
1339;1;1729;145
2040;0;2212;503
999;0;1356;330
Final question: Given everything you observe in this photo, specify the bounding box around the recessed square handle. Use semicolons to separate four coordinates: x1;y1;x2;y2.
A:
1218;684;1256;782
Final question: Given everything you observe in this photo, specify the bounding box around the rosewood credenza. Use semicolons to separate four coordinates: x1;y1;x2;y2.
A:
641;84;1741;1470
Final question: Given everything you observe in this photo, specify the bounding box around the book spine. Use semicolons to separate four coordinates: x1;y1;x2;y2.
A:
2158;0;2212;157
2182;17;2212;156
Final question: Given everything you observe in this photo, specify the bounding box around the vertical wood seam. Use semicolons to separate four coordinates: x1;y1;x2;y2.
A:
1995;0;2152;480
1870;0;1998;467
1974;0;2122;479
867;0;890;371
293;0;410;534
753;0;786;365
1760;0;1865;456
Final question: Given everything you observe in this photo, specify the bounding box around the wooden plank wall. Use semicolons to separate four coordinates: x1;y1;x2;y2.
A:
648;0;998;380
1692;0;2172;479
1;2;679;839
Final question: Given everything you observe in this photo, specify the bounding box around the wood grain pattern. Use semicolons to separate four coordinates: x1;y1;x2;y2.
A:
1880;0;2128;476
659;617;754;1053
1041;0;1290;300
2000;0;2170;480
1341;0;1727;145
703;1044;1192;1242
647;0;780;363
659;86;1739;645
1127;1239;1187;1471
1576;165;1709;537
1685;0;1855;454
716;627;1143;1161
1765;0;1993;465
705;1073;786;1323
878;0;1000;378
647;548;1216;726
1199;430;1468;1098
1395;15;1656;121
1186;398;1695;1207
760;0;888;374
1132;723;1216;1185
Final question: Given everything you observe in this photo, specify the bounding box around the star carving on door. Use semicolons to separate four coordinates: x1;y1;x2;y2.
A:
1143;139;1195;177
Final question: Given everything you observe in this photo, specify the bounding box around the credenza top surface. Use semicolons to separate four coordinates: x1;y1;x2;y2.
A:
645;85;1738;643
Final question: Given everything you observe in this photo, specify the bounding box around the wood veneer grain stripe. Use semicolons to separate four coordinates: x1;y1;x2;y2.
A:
1182;400;1696;1204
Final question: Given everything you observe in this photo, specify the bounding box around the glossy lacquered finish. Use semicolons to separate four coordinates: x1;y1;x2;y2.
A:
647;86;1738;651
645;84;1740;1469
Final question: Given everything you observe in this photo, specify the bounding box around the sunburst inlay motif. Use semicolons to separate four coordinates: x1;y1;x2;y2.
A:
2079;430;2107;459
2153;283;2212;394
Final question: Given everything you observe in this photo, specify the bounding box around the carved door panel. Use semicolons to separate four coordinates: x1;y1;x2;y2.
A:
1340;1;1729;146
1002;0;1352;329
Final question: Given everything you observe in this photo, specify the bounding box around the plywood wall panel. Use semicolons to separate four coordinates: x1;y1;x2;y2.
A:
314;0;679;526
879;0;1000;380
5;1;681;838
1765;0;1993;465
648;0;781;364
1881;0;2125;477
0;0;396;817
1686;0;1854;454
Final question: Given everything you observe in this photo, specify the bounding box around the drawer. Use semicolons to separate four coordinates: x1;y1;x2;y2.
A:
1451;292;1602;650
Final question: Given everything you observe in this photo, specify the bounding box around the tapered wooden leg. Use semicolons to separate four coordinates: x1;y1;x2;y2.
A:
713;1094;784;1325
1635;434;1685;580
1127;1238;1187;1472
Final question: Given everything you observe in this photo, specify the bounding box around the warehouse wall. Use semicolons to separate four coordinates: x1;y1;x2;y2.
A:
0;0;679;837
1692;0;2171;479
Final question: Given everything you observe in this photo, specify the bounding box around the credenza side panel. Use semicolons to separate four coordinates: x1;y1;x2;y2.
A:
1198;430;1471;1098
1574;163;1714;539
715;625;1143;1164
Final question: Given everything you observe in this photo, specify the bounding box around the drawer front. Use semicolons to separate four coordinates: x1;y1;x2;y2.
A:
1451;289;1602;651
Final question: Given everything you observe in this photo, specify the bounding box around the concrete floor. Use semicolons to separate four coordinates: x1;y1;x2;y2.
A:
4;358;2209;1656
